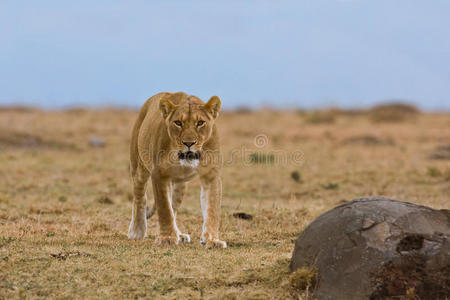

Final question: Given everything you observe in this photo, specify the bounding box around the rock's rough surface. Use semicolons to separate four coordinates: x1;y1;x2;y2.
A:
290;197;450;300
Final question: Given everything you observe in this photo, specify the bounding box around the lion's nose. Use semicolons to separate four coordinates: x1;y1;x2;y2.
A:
183;141;196;148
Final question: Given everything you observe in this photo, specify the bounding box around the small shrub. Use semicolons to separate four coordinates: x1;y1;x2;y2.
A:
369;102;420;123
305;110;336;124
97;195;114;204
291;171;302;183
427;167;442;177
342;135;394;146
321;182;339;190
249;152;274;164
290;267;317;291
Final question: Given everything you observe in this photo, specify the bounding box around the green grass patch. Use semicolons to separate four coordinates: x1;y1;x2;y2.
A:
249;152;275;164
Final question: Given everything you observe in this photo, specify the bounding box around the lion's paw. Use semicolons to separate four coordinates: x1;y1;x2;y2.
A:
127;219;147;240
155;235;179;245
178;233;191;243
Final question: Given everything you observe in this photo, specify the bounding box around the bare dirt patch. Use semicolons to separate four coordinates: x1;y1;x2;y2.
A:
0;128;78;151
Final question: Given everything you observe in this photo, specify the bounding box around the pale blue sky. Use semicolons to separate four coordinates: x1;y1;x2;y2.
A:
1;0;449;110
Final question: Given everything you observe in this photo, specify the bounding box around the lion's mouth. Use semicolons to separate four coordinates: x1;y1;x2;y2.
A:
178;151;201;160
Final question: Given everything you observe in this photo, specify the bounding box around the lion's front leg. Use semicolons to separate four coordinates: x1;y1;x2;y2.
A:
151;172;179;245
128;165;149;239
171;182;190;243
200;175;227;248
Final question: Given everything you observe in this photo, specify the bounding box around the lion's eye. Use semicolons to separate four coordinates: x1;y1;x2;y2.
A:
174;120;183;127
197;120;205;127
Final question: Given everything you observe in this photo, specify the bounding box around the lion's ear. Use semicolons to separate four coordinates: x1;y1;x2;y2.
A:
204;96;221;119
160;98;176;118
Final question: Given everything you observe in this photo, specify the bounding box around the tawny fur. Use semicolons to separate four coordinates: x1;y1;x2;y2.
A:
128;92;226;248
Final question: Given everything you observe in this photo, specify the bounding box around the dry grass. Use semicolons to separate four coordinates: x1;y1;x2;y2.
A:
0;107;449;299
289;267;317;293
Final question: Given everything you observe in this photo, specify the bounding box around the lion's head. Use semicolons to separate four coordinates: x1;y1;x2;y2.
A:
159;95;221;161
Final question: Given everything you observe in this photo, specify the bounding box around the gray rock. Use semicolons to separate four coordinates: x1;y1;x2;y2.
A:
290;197;450;300
89;136;106;147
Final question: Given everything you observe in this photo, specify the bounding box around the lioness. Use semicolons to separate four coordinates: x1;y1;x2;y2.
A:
127;92;226;248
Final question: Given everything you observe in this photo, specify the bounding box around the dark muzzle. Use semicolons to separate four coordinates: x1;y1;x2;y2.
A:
178;151;201;160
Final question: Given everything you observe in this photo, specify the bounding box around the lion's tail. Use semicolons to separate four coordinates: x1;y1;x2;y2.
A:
146;203;156;219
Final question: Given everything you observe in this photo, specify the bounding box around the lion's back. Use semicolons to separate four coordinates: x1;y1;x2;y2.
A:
130;93;166;174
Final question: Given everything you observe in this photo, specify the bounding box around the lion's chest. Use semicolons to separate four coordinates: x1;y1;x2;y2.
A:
166;163;199;182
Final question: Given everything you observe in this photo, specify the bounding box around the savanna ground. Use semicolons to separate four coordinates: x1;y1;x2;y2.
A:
0;104;449;299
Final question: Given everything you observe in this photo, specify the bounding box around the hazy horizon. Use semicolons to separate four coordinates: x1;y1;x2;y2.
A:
1;97;446;112
1;1;449;110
